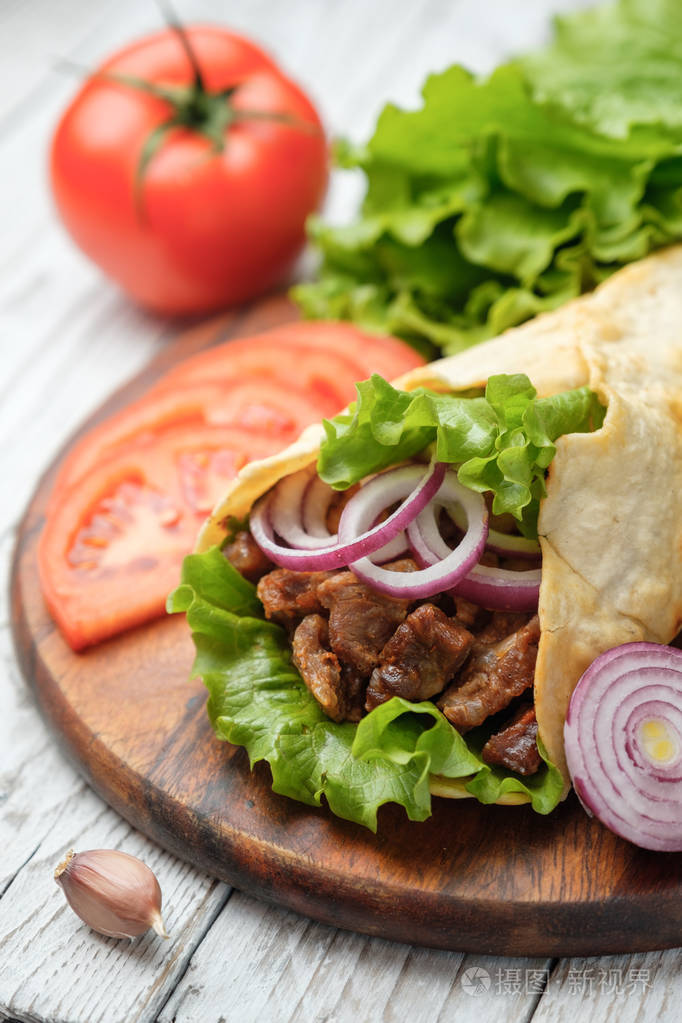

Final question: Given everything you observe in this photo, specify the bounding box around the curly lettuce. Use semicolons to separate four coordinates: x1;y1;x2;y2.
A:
318;373;604;537
293;0;682;355
168;548;563;830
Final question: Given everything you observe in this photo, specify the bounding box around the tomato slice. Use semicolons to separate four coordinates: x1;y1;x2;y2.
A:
154;336;368;411
261;321;426;381
39;426;280;650
40;320;425;650
49;377;327;510
154;322;424;404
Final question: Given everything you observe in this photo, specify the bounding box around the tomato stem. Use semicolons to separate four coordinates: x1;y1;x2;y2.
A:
156;0;207;92
59;7;321;223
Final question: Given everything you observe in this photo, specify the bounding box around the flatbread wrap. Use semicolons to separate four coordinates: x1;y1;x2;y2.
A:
172;246;682;831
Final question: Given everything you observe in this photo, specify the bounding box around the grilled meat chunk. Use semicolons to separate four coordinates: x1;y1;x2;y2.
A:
366;604;474;710
475;611;533;645
292;615;349;722
452;595;485;630
223;530;274;583
438;615;540;731
317;569;412;676
257;568;333;628
340;665;366;722
481;704;542;775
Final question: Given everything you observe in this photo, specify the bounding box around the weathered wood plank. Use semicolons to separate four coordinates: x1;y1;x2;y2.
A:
0;624;83;893
0;0;115;128
157;890;552;1023
0;784;231;1023
533;951;682;1022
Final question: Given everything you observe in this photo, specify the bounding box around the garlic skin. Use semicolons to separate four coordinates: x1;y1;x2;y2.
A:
54;849;169;940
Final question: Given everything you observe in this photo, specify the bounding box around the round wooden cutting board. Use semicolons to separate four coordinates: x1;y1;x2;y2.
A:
10;297;682;956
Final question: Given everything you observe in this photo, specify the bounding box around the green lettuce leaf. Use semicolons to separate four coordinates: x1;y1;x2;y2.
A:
168;547;564;830
318;374;604;536
352;698;563;815
518;0;682;141
293;0;682;355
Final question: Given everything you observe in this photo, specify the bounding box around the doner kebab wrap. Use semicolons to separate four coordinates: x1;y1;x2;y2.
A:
170;246;682;850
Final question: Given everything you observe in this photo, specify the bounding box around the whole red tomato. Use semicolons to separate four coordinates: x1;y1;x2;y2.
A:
50;26;328;314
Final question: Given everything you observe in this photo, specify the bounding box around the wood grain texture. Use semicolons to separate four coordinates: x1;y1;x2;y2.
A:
2;2;680;1020
0;783;230;1023
10;300;682;960
157;892;551;1023
533;950;682;1023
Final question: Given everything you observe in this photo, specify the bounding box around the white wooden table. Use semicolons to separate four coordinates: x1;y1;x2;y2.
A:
1;1;680;1020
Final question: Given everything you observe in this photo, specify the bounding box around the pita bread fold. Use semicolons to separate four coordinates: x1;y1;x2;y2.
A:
198;245;682;796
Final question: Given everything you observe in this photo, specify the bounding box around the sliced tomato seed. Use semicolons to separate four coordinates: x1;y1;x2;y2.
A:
67;481;184;574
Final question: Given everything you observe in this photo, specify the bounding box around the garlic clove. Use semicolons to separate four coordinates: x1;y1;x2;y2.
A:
54;848;169;940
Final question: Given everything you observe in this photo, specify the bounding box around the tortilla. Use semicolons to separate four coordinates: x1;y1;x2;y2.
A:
198;245;682;797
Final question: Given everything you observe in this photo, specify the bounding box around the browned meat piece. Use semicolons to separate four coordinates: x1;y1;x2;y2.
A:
452;595;485;630
475;611;533;645
341;665;366;722
292;615;346;722
481;705;542;775
317;570;411;676
257;568;333;628
292;615;366;722
375;557;418;574
438;615;540;731
366;604;474;710
223;530;273;583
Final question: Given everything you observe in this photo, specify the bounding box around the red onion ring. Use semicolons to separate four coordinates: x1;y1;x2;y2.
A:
301;474;337;540
410;492;541;611
269;469;408;559
447;503;541;559
564;642;682;851
250;461;446;572
347;471;489;598
450;562;541;612
304;473;410;562
268;467;333;549
369;531;410;564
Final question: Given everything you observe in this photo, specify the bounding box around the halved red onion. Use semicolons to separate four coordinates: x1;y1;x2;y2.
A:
410;492;541;611
564;642;682;852
346;471;489;598
447;503;541;559
250;461;446;572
